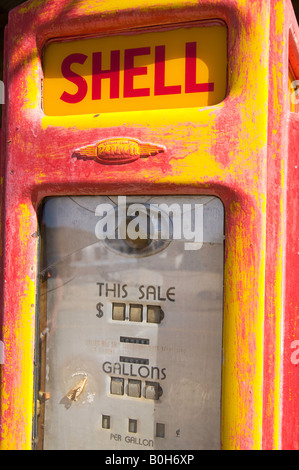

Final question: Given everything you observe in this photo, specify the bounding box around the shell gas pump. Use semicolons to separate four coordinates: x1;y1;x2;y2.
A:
0;0;298;450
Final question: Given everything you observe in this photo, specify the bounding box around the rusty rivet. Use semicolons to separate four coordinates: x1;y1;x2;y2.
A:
39;391;50;400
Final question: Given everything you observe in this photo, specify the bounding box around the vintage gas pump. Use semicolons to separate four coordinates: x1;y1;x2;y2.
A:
0;0;298;450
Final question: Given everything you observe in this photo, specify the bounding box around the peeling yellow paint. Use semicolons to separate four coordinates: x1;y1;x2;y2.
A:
274;1;285;36
1;275;36;450
19;0;44;14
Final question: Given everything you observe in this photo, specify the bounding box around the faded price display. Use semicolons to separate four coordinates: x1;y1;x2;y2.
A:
37;195;224;450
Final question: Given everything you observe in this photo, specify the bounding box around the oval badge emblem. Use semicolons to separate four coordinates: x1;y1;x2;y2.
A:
73;137;166;165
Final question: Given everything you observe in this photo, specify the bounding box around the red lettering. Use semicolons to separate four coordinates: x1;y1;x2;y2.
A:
185;42;214;93
92;50;120;100
60;42;215;105
124;47;151;98
154;45;181;96
60;53;88;104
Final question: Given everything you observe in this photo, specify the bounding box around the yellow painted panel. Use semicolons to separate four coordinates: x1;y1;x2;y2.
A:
43;23;227;116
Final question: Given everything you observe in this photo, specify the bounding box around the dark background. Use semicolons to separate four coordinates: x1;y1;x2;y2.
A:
0;0;298;84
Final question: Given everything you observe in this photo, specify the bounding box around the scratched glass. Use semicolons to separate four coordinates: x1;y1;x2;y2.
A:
35;196;224;450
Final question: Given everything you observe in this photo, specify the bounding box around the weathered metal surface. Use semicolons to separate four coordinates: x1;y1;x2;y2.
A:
0;0;297;450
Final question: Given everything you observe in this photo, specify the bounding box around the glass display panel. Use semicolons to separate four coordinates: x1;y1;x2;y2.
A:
36;195;224;450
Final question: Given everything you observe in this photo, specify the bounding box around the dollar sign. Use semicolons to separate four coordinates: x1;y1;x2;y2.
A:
96;302;104;318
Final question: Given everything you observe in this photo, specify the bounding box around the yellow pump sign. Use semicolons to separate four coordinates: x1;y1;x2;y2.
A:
43;23;227;116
